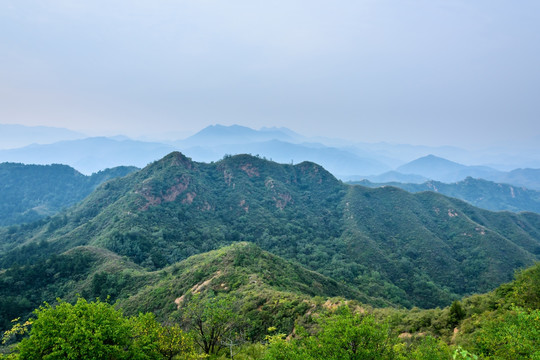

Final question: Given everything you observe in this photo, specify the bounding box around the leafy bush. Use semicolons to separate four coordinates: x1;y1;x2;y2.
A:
11;298;200;360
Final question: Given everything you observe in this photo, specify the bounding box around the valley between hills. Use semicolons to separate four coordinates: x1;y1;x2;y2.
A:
1;152;539;359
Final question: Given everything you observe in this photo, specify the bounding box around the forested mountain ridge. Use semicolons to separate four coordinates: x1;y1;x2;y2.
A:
3;244;538;358
353;177;540;213
1;152;540;309
0;242;385;336
0;162;138;226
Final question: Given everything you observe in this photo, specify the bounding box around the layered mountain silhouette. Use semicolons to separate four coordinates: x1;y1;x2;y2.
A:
355;177;540;213
1;124;539;189
2;152;539;309
396;155;503;183
0;137;176;174
181;139;390;177
365;154;540;190
175;124;302;146
0;124;86;149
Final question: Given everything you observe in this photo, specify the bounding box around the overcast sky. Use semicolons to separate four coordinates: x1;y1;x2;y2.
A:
1;1;539;148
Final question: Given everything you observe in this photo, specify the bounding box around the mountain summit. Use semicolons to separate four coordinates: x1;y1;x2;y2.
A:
397;154;503;182
178;124;298;147
1;152;539;308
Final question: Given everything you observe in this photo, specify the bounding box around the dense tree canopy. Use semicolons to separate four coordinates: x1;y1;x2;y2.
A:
8;298;199;360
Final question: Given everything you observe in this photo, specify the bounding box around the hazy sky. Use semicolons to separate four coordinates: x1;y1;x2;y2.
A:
1;1;539;148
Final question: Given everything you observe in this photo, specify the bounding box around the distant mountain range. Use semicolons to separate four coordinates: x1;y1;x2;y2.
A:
354;177;540;213
0;137;175;174
180;139;391;178
0;124;86;149
396;154;503;182
354;171;430;184
1;123;539;190
176;124;303;146
0;125;394;177
374;155;540;190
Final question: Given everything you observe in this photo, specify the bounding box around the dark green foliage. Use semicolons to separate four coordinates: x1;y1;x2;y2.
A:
448;301;466;328
0;242;379;342
0;162;137;226
339;185;538;307
88;271;134;303
0;250;95;331
374;261;540;358
14;298;200;360
0;145;538;359
0;246;150;333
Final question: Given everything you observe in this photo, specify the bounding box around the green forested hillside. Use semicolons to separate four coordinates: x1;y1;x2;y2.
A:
0;243;383;337
0;246;143;331
2;248;538;359
354;177;540;213
260;261;540;360
0;162;138;226
1;152;539;310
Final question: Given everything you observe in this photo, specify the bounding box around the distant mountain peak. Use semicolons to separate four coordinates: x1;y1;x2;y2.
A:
397;154;466;177
194;124;259;137
394;154;508;183
411;154;462;165
178;124;296;147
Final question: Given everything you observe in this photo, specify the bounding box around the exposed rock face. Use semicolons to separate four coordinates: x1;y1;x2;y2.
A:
137;175;191;210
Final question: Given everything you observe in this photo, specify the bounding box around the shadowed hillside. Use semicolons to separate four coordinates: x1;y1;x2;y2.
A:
0;163;138;226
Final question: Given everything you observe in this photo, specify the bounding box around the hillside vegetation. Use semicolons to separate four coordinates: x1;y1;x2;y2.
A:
1;152;539;310
0;162;137;226
2;248;538;359
0;243;385;338
1;153;540;358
